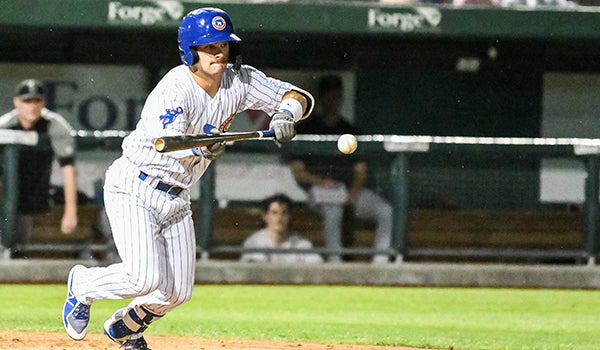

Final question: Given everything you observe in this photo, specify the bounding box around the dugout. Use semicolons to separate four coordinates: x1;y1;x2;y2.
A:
2;1;600;137
2;0;600;262
2;1;600;205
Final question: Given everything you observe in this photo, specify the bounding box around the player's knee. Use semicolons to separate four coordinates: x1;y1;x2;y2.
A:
129;276;161;295
168;287;193;306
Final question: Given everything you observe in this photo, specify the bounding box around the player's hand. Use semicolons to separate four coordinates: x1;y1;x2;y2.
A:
269;111;296;142
198;142;226;160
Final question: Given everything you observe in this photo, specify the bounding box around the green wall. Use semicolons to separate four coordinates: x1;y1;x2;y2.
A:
2;0;600;211
356;67;542;137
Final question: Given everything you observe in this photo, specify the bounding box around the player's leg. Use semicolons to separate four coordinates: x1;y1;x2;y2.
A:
134;203;196;314
63;264;91;340
73;188;164;301
316;203;344;263
104;192;196;346
354;189;393;263
63;164;164;341
103;305;161;348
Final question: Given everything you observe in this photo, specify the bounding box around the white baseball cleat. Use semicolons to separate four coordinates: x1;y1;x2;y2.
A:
62;264;91;340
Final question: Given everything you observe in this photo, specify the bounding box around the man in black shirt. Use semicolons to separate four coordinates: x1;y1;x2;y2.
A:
0;79;78;257
289;75;392;263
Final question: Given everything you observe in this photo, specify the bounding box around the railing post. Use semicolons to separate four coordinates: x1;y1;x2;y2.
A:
583;156;599;265
1;145;19;249
391;153;410;261
196;164;216;260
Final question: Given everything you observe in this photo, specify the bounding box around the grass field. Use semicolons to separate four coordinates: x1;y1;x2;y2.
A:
0;284;598;350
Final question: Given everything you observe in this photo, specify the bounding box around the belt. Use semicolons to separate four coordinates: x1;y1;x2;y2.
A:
138;171;183;196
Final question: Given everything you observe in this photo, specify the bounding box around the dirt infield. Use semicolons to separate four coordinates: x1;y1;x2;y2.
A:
0;332;425;349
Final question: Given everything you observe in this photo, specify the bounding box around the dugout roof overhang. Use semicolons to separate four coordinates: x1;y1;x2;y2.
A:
2;0;600;71
2;0;600;39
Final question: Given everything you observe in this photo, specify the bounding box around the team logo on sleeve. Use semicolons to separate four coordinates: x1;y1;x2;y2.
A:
212;16;226;31
159;107;183;129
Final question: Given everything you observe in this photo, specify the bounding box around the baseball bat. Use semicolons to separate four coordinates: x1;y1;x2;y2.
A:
154;129;275;153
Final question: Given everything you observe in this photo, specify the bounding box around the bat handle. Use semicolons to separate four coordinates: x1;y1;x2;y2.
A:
260;129;276;138
203;124;219;134
204;124;275;139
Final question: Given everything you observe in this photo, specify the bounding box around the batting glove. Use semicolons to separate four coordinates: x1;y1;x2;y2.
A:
195;142;225;160
269;111;296;142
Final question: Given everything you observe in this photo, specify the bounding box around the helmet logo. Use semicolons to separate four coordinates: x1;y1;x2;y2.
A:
212;16;226;31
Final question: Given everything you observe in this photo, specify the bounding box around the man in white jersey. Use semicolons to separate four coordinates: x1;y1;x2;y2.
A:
0;79;78;258
62;7;314;350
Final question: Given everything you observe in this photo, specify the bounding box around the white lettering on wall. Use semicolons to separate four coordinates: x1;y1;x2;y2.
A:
108;1;184;25
368;8;441;32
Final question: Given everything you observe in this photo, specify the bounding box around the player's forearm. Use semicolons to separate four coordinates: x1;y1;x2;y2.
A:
281;91;308;118
281;88;314;121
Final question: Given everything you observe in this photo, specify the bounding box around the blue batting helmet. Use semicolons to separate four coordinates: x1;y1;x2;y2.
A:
178;8;242;68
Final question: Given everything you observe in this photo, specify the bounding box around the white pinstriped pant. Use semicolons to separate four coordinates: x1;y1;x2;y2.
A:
72;157;196;317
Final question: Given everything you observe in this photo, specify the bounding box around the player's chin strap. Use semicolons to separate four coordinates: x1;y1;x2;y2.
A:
234;54;242;71
106;305;162;341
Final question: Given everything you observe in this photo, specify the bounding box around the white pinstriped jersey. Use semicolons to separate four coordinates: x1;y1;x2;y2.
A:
121;64;294;189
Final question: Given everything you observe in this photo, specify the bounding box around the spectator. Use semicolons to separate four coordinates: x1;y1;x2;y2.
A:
241;193;323;264
289;75;393;264
0;79;78;258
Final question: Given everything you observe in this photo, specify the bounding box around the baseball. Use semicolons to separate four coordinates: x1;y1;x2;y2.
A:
337;134;358;154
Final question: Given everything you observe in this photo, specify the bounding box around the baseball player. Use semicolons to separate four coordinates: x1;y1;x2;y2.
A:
0;79;78;258
62;7;313;350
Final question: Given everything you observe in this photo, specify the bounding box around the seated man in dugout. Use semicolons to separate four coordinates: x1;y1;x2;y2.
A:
240;193;323;264
288;75;393;264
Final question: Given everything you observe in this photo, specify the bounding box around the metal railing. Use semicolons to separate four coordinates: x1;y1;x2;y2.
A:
2;131;599;264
